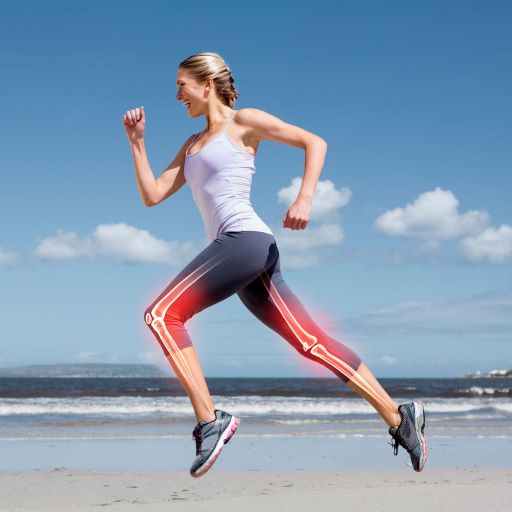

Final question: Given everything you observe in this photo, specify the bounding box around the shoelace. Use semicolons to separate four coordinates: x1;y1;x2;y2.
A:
388;408;405;456
388;433;400;456
388;428;420;457
192;425;204;455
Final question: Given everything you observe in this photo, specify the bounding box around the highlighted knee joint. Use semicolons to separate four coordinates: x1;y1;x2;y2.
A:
143;253;228;405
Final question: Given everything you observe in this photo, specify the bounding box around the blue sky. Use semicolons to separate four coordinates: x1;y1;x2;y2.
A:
1;0;511;377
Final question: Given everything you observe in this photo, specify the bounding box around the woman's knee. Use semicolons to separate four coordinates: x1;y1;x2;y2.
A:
143;304;194;352
144;303;186;327
306;340;361;378
144;306;154;326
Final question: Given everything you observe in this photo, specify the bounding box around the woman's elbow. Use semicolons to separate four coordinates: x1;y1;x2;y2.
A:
143;187;163;207
318;136;327;148
308;135;327;149
143;195;158;207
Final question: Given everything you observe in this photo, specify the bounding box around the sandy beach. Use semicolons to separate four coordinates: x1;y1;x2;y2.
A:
2;374;511;511
1;467;511;511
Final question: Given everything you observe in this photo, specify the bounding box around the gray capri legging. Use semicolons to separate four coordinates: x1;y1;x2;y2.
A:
144;230;361;383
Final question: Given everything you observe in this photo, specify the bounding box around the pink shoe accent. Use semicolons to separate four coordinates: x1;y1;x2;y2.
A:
418;401;428;463
224;417;240;444
190;416;240;478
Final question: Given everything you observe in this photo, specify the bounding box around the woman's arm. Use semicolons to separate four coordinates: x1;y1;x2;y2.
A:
238;108;327;230
123;106;193;207
130;134;195;207
129;138;159;206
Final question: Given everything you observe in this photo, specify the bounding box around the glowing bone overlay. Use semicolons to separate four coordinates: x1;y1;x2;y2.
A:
145;253;229;410
144;244;389;412
258;272;391;410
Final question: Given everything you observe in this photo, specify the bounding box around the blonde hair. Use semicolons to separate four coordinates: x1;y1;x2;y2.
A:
178;52;239;108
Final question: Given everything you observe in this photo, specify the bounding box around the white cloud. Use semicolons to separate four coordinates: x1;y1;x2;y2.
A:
32;178;351;269
460;225;512;264
34;223;202;266
381;355;397;365
375;187;489;241
274;223;345;268
34;231;94;261
273;177;350;267
277;177;351;220
0;246;19;266
92;223;197;264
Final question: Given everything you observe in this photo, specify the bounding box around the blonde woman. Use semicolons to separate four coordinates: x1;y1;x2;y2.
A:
123;52;427;478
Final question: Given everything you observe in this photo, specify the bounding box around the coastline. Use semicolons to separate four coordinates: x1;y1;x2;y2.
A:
2;373;511;510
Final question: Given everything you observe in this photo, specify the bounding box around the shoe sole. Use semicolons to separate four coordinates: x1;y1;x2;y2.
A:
413;401;427;471
190;415;240;478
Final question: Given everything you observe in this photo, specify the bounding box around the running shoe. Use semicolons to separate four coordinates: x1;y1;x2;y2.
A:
388;401;427;472
190;408;240;478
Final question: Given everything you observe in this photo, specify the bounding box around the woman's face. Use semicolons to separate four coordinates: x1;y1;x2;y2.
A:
176;68;207;118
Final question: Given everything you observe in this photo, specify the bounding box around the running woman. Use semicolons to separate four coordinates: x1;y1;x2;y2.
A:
123;52;427;477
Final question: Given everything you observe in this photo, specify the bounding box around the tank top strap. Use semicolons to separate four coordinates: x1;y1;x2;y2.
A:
223;110;239;134
186;132;202;155
186;111;238;153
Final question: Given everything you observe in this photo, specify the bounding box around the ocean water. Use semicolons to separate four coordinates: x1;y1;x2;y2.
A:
1;377;510;439
1;377;510;470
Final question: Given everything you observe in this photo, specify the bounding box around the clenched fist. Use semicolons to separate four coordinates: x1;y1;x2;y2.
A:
123;106;145;144
283;196;312;230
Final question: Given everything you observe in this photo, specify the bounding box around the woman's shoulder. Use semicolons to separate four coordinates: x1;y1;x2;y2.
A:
236;107;269;119
180;132;201;155
234;107;277;129
186;131;202;144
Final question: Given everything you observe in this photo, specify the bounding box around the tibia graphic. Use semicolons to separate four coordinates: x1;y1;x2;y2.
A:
145;253;228;393
260;274;390;409
310;344;390;409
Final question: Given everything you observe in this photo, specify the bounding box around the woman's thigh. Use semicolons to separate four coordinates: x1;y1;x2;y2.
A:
236;254;315;346
145;231;278;324
236;250;361;382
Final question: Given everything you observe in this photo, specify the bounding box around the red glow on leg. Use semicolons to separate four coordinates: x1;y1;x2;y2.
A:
145;253;228;392
259;274;317;350
260;273;389;409
151;254;228;319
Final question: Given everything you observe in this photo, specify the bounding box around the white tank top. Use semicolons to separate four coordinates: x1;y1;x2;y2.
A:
184;110;274;242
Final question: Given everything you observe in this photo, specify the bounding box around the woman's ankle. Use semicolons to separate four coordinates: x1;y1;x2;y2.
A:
197;411;216;424
390;409;402;429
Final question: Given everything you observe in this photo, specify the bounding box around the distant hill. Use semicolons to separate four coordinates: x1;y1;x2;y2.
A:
0;363;168;378
461;368;512;378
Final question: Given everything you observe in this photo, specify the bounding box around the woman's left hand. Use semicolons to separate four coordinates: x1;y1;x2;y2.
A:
283;197;312;230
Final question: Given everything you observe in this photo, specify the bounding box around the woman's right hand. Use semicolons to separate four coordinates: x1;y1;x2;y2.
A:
123;106;145;143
